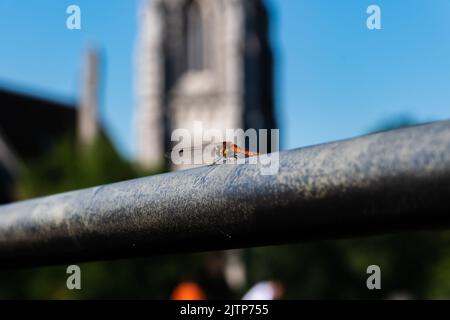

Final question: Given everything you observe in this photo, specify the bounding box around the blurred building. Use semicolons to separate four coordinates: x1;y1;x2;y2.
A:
0;49;100;204
135;0;276;168
0;89;77;203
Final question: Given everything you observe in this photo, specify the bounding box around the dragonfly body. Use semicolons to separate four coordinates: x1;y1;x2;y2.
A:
207;141;259;160
171;141;259;165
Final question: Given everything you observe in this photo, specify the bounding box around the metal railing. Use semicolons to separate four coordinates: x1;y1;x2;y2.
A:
1;120;450;267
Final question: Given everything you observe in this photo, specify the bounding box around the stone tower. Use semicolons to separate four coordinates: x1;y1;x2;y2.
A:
135;0;276;168
78;48;100;146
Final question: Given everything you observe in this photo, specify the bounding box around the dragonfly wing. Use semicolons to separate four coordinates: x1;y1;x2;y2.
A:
166;142;223;160
169;142;222;153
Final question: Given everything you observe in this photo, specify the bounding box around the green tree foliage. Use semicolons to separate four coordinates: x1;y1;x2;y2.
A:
16;134;142;198
245;230;450;299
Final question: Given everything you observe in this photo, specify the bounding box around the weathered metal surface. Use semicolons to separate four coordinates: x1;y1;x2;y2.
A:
1;121;450;267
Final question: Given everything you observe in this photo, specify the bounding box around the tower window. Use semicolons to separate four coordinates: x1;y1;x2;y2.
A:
185;0;204;71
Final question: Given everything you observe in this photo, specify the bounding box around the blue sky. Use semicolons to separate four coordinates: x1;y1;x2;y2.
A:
1;0;450;159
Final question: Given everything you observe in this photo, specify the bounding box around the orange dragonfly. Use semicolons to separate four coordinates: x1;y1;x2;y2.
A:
167;141;260;165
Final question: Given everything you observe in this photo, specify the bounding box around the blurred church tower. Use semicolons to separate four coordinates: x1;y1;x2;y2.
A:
135;0;276;168
78;48;100;146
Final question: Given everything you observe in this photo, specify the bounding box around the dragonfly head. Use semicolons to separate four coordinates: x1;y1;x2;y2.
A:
223;141;237;158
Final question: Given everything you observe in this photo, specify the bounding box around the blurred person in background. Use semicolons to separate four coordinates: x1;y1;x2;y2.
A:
171;281;206;300
242;280;284;300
